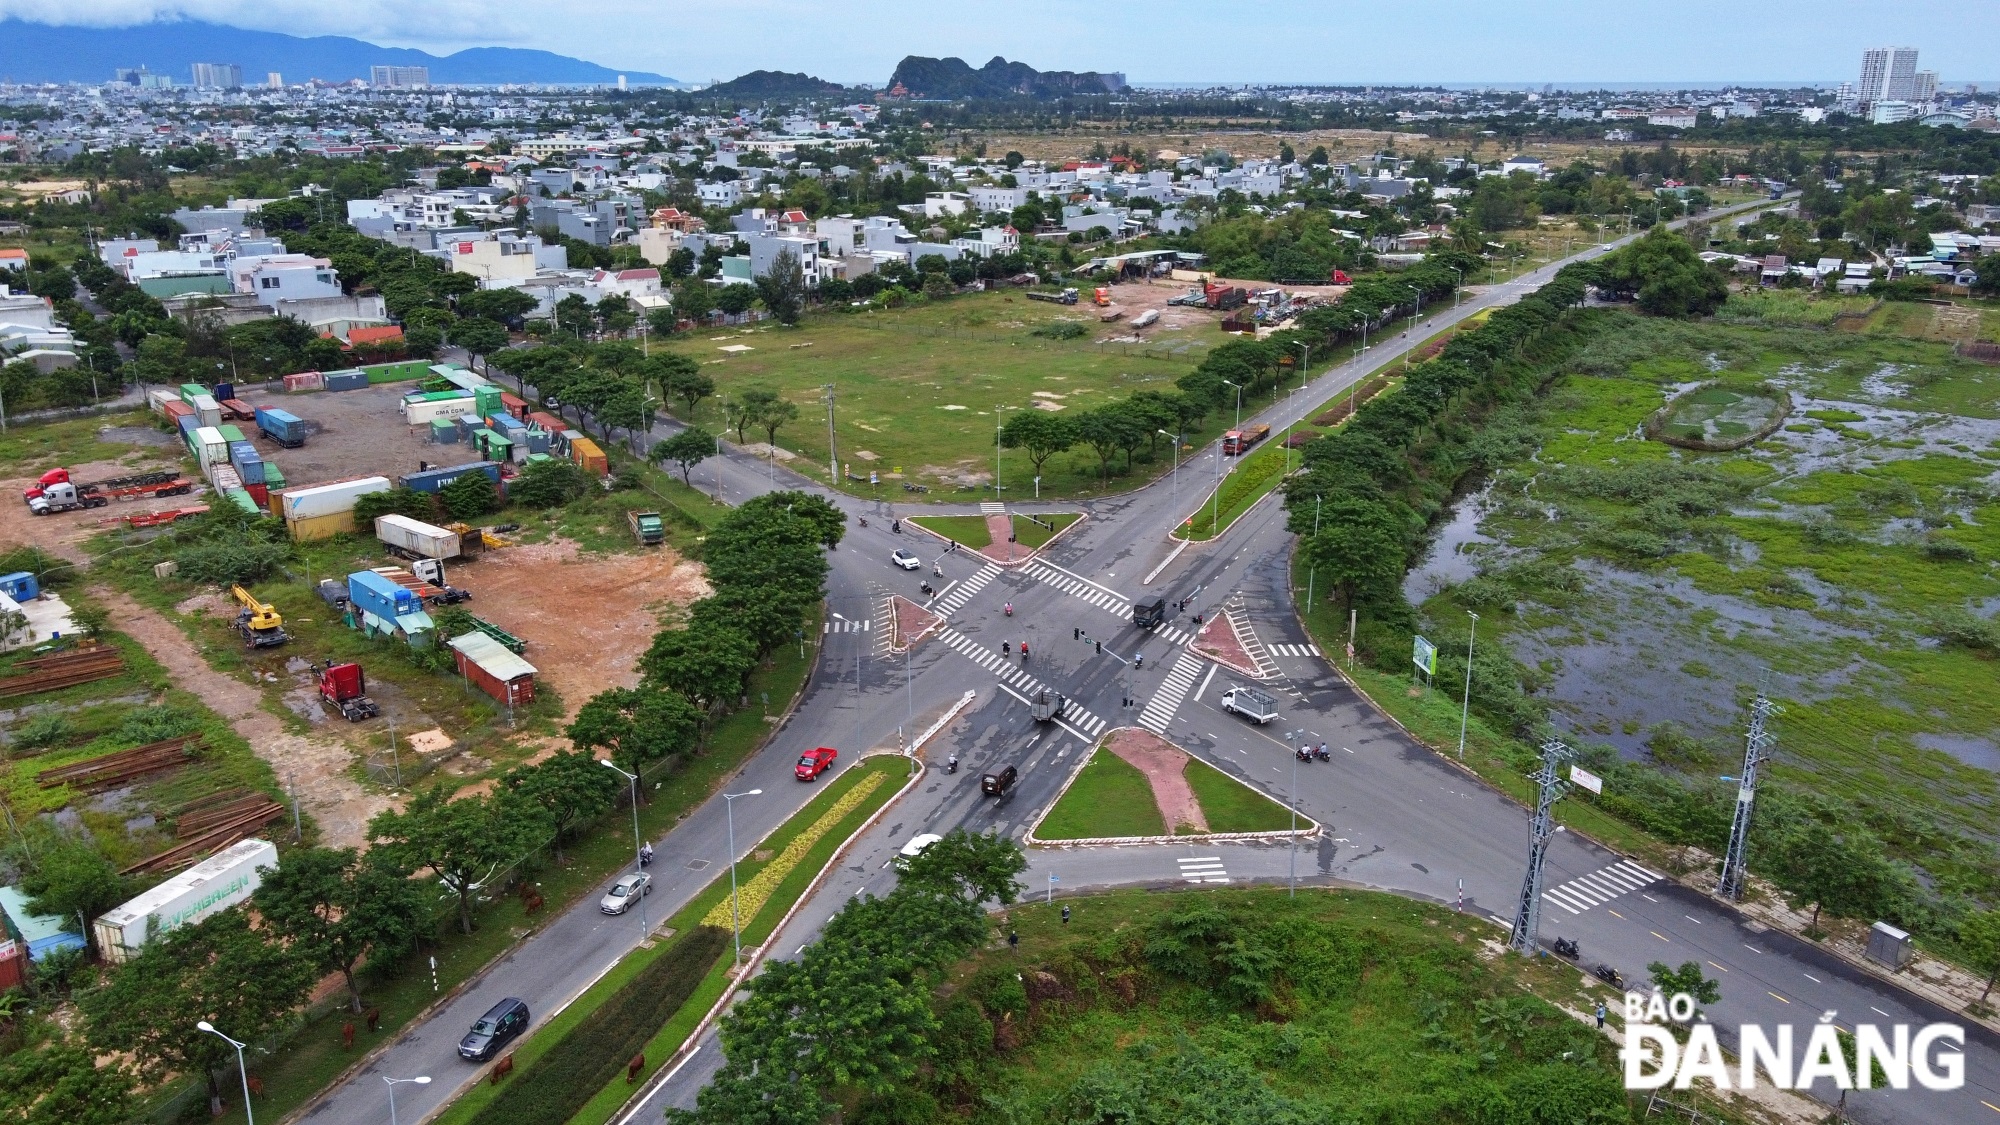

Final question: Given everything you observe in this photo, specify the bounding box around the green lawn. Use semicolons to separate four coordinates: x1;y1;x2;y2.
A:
1010;512;1081;548
652;291;1220;499
907;514;993;549
1035;747;1165;839
1183;756;1296;833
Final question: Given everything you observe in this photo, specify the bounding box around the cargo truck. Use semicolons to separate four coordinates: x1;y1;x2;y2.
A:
254;407;308;448
1026;287;1080;304
346;569;434;643
94;838;278;963
23;468;192;513
375;514;463;561
1219;685;1279;724
628;510;664;546
318;662;380;721
1222;424;1270;455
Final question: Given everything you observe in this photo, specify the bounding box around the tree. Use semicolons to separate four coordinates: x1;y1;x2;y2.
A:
459;288;538;324
565;687;702;776
554;293;594;338
83;910;313;1117
756;394;798;449
439;469;500;520
639;620;757;713
354;486;437;527
504;750;622;858
755;248;806;325
724;390;771;443
20;831;125;959
449;317;508;356
1762;820;1896;930
0;1038;135;1125
715;285;758;316
1074;404;1135;479
1300;495;1405;610
653;425;715;485
252;847;425;1013
737;490;845;549
650;353;713;415
999;410;1077;479
1599;224;1728;318
369;787;548;934
1958;909;2000;1002
898;830;1025;904
1646;960;1722;1021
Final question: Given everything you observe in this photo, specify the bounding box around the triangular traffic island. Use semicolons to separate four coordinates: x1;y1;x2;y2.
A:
1190;603;1263;679
1028;727;1312;845
887;595;943;653
906;512;1084;568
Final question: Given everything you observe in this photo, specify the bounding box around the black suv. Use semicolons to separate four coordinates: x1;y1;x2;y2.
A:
458;997;529;1062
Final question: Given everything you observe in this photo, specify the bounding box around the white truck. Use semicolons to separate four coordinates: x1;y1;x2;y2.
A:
375;514;463;562
1219;685;1279;725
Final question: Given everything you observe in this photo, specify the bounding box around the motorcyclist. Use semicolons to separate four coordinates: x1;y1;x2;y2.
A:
1019;642;1028;660
1004;602;1013;616
891;519;902;533
639;842;654;866
946;753;958;773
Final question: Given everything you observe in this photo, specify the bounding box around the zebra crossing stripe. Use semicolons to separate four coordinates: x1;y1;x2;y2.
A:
1138;652;1206;733
1540;861;1662;915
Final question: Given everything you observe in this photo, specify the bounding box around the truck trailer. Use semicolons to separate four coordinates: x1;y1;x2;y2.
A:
375;514;462;561
254;407;308;448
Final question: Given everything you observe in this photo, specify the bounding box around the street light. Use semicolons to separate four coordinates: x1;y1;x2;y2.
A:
1221;379;1243;435
723;789;763;968
196;1021;253;1125
383;1075;431;1125
1156;429;1181;500
993;404;1017;495
600;760;648;934
1456;612;1479;760
1290;340;1311;392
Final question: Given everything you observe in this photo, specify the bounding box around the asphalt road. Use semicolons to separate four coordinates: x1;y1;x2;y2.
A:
314;199;2000;1125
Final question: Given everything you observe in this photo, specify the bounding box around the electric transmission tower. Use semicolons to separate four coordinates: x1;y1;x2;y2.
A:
1716;691;1780;900
1508;734;1575;954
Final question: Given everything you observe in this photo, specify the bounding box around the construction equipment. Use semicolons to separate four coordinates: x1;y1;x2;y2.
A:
628;510;665;546
24;468;192;514
1026;287;1080;305
231;586;289;648
447;522;510;550
318;662;380;722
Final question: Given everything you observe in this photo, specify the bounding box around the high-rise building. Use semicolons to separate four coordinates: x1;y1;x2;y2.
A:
370;66;430;88
267;72;284;89
1858;46;1918;104
1913;70;1938;103
191;62;243;89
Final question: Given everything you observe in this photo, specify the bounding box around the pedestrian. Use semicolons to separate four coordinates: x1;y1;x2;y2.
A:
1595;1002;1606;1030
1061;905;1071;925
1008;930;1019;949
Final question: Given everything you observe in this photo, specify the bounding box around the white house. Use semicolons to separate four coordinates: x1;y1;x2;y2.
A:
951;226;1019;258
970;185;1028;213
450;233;569;285
922;191;972;218
236;258;343;306
696;180;743;207
1501;156;1546;177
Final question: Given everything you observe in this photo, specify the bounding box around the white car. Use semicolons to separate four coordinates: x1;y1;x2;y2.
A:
891;549;921;571
894;833;943;869
599;872;651;915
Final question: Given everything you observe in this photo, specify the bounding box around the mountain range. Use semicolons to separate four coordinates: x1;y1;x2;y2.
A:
0;20;673;86
885;55;1124;99
701;70;851;100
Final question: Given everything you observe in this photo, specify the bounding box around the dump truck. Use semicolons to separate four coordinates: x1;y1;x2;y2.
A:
1222;424;1271;456
318;662;380;721
231;585;289;648
1026;287;1080;305
628;510;665;546
24;468;193;514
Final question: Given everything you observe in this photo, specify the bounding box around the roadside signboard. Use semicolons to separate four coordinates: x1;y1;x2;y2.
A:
1412;635;1438;676
1569;765;1604;795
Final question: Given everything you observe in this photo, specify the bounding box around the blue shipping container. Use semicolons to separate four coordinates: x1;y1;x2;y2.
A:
323;371;369;392
524;431;552;455
0;572;39;601
398;461;502;494
255;408;306;448
347;570;423;623
215;382;235;402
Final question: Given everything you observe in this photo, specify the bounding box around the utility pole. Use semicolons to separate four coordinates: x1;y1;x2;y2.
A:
1716;691;1779;900
1508;734;1576;955
822;383;837;484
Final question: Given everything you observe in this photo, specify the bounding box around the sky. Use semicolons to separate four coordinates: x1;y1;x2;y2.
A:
1;0;1996;87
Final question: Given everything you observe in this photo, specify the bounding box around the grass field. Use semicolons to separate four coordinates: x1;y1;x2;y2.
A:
1182;756;1296;833
907;514;993;549
1009;512;1080;548
1035;747;1165;839
651;291;1220;499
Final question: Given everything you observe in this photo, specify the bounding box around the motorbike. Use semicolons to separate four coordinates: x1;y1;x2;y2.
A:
946;755;959;774
1002;642;1011;655
933;563;944;578
1019;644;1028;661
1295;746;1314;763
1592;964;1623;987
1004;602;1013;616
1312;744;1330;762
919;581;935;597
858;516;867;528
639;845;654;868
1553;937;1581;960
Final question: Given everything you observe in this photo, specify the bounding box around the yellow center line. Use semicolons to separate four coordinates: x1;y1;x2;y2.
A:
1980;1099;2000;1113
1607;909;1624;919
1768;992;1791;1003
1651;931;1669;942
1707;961;1729;973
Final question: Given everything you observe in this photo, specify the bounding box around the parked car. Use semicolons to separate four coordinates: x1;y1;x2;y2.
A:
458;997;530;1061
599;872;652;915
796;745;838;781
891;548;921;571
894;832;943;870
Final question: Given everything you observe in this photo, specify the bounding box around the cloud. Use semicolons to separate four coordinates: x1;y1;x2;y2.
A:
0;0;529;48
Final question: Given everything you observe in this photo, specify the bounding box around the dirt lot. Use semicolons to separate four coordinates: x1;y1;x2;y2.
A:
0;454;186;565
236;381;456;489
454;538;710;720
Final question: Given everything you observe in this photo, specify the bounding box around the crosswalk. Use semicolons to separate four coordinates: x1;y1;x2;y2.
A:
937;627;1108;737
822;619;871;633
1267;643;1320;658
1139;652;1207;734
1177;856;1230;884
979;501;1006;515
1541;860;1661;916
931;563;1001;616
1022;561;1193;646
1224;601;1280;679
872;597;896;655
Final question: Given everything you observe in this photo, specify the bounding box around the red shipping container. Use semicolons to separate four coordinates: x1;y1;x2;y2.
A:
284;372;324;392
498;391;528;420
245;482;269;508
162;400;194;421
526;411;564;432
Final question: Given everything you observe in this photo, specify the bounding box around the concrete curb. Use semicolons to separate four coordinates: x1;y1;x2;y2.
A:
608;752;934;1125
1022;727;1319;847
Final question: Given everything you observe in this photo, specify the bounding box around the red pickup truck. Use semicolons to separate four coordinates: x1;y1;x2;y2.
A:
795;746;837;781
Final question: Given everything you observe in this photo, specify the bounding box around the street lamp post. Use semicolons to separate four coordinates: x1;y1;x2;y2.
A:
383;1075;431;1125
1451;267;1462;308
196;1021;254;1125
1222;379;1243;434
723;789;763;968
1156;429;1181;500
993;404;1016;495
1456;612;1479;760
1291;341;1310;392
600;760;648;934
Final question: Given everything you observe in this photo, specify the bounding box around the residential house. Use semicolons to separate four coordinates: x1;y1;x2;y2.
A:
969;184;1028;213
696;180;743;208
449;233;568;285
234;256;343;306
951;226;1019;259
921;191;972;218
1501;156;1546;177
1647;108;1699;128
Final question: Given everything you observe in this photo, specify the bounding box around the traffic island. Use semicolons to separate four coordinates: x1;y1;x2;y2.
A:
1190;601;1269;679
1028;727;1311;845
887;595;942;652
906;512;1083;566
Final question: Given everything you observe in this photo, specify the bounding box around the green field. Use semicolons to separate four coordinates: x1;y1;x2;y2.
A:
1035;747;1165;839
907;514;993;549
1183;756;1297;833
1007;511;1081;548
652;292;1222;499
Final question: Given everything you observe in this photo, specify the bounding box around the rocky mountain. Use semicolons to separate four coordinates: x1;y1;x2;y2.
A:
885;55;1123;99
0;20;673;86
701;70;850;100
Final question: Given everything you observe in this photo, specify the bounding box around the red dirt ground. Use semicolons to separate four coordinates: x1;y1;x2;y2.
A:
1191;608;1260;678
1103;727;1206;833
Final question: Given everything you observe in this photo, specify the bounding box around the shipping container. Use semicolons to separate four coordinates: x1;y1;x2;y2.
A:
360;360;430;383
255;407;307;447
214;381;234;402
177;383;207;403
398;461;501;494
473;386;503;420
347;569;432;637
525;411;565;434
523;430;552;456
223;488;259;515
229;442;265;485
193;426;229;474
94;839;278;964
286;509;360;541
322;369;368;392
148;388;181;414
430;418;460;443
262;461;286;490
177;415;200;449
187;393;223;429
490;414;526;436
217;425;245;443
569;436;608;477
558;428;583;457
403;396;478;426
441;369;491;393
283;372;323;392
245;482;269;508
498;391;528;420
162;400;194;424
449;632;537;706
0;572;40;601
210;464;241;491
281;476;393;521
375;514;461;560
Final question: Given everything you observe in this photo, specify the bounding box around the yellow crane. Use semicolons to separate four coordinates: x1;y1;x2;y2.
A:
231;585;289;648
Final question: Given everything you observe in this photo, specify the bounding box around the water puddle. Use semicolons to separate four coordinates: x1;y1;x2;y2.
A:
1915;733;2000;775
1402;482;1503;602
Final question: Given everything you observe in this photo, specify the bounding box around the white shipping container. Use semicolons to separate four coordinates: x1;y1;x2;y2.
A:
189;393;223;430
148;388;180;415
375;513;461;559
193;426;229;473
281;476;392;521
211;464;242;491
404;397;479;426
93;838;278;964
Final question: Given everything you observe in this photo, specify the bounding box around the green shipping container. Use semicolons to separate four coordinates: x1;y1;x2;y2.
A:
526;452;553;464
224;488;260;514
218;424;246;443
430;418;458;442
263;463;287;489
474;386;502;420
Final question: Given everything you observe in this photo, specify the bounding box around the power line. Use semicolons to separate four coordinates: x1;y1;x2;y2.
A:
1509;734;1575;956
1717;691;1778;900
